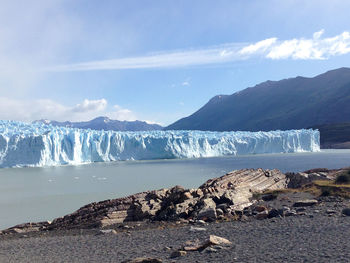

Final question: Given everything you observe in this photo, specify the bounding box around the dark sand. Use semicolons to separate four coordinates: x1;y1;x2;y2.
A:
1;201;350;263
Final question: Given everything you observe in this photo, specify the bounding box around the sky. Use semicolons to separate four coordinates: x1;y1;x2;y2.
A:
1;0;350;125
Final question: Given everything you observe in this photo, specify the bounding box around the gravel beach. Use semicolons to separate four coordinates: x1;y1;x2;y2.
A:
1;203;350;263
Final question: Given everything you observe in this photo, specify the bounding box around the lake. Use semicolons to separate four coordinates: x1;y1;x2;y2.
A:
0;149;349;229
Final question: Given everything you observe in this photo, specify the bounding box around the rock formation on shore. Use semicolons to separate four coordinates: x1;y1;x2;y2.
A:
1;168;339;234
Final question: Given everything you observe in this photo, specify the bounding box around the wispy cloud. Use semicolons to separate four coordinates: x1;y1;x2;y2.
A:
239;38;277;56
182;78;191;86
0;98;136;122
47;30;350;72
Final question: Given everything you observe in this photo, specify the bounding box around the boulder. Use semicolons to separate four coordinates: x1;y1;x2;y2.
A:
197;208;217;221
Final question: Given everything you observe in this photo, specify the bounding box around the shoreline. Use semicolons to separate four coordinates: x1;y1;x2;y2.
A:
1;167;350;262
1;192;349;262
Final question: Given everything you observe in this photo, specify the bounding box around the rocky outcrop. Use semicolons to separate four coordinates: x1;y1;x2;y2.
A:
4;167;342;234
286;168;338;188
1;169;288;233
199;169;287;210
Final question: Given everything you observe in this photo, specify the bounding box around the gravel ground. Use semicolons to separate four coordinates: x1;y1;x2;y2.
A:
1;196;350;263
1;215;350;262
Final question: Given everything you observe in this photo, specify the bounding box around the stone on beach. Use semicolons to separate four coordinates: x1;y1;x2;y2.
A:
342;208;350;216
293;199;318;207
122;257;163;263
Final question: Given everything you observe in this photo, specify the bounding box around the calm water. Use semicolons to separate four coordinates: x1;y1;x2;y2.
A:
0;149;349;229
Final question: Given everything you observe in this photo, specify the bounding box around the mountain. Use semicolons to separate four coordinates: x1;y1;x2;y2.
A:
34;117;163;131
167;67;350;132
311;122;350;149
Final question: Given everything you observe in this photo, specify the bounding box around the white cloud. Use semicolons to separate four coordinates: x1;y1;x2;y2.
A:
239;38;277;55
72;99;107;113
46;30;350;72
266;30;350;60
182;81;190;86
0;98;136;122
46;45;242;71
107;105;136;121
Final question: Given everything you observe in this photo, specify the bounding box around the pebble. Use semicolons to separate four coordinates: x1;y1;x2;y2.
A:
189;226;206;232
100;229;117;235
170;250;187;258
342;208;350;216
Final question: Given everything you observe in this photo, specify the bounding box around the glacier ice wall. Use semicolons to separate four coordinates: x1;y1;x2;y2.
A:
0;121;320;168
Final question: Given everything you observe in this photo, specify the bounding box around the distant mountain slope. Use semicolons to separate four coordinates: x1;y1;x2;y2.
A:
311;122;350;148
167;67;350;132
34;117;163;131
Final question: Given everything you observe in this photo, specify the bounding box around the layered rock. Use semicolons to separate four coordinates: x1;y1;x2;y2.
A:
3;167;341;234
2;169;288;233
199;169;287;210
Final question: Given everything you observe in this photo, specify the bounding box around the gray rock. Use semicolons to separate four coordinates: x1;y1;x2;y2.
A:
342;208;350;216
286;171;332;188
122;257;163;263
207;235;232;246
100;229;117;234
268;208;282;218
285;210;297;216
216;208;224;216
170;250;187;258
262;193;277;201
216;203;228;212
254;206;268;213
189;226;206;232
197;207;217;221
296;207;307;213
203;247;218;253
256;210;268;220
293;199;318;207
196;220;206;225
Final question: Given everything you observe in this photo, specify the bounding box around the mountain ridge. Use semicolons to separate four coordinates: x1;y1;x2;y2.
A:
33;116;163;131
167;67;350;132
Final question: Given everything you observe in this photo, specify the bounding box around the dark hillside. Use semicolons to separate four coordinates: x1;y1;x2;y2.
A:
167;68;350;132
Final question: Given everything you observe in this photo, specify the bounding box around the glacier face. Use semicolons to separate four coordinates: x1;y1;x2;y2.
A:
0;120;320;168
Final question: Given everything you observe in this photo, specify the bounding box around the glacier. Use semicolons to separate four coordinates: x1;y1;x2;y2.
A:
0;120;320;168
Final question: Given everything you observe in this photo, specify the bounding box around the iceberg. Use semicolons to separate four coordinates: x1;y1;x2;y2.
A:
0;120;320;168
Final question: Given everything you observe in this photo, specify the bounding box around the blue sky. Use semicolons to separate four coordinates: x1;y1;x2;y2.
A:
1;0;350;125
